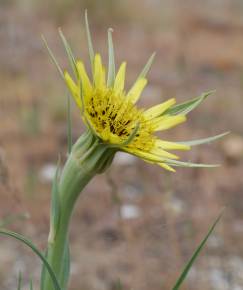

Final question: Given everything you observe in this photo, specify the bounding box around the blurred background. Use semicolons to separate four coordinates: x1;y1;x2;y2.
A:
1;0;243;289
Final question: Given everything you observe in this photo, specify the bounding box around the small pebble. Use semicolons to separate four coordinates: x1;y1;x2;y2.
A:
120;204;141;219
39;164;57;183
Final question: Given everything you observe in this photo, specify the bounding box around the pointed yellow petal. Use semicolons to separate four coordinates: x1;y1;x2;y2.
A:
150;147;179;160
127;78;147;103
94;54;105;88
114;62;126;94
64;72;82;108
159;163;176;172
124;148;164;163
77;61;92;96
153;115;186;131
124;148;176;171
144;98;176;119
155;139;190;151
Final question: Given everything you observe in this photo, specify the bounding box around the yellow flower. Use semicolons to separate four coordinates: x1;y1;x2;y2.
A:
64;54;190;172
42;14;226;172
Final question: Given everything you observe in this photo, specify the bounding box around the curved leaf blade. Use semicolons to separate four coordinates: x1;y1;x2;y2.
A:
29;278;34;290
0;229;61;290
41;35;64;80
107;28;116;87
67;94;73;154
17;272;22;290
85;10;95;70
172;210;224;290
178;132;229;146
137;52;155;80
164;91;214;116
165;159;220;168
59;29;78;79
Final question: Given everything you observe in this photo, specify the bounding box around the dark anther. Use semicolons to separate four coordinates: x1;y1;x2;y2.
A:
110;113;117;121
118;129;127;136
110;124;115;133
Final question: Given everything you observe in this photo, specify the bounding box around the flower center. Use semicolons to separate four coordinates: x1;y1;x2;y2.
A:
85;88;156;150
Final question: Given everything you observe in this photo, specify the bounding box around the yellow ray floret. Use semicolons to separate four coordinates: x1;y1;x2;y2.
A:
155;139;190;151
127;78;148;103
94;54;106;88
64;72;81;108
159;163;176;172
77;61;92;97
144;98;176;120
114;62;126;93
152;115;186;131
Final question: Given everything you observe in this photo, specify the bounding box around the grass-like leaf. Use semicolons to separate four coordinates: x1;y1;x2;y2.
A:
49;159;61;244
40;249;48;290
17;272;22;290
178;132;229;146
59;29;78;79
0;229;61;290
29;278;34;290
172;210;224;290
114;278;123;290
137;52;156;80
165;159;220;168
164;91;214;116
107;28;116;87
67;94;73;154
41;35;64;80
85;10;95;70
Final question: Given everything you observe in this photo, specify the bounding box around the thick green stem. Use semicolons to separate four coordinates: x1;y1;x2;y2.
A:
44;157;93;290
42;132;115;290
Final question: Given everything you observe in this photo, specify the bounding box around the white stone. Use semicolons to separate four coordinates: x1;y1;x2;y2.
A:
39;164;57;183
120;204;141;220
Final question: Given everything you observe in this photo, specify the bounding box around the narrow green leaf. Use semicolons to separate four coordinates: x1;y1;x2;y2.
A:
137;52;156;80
0;229;61;290
58;29;78;79
114;278;123;290
107;28;116;87
41;157;61;289
29;278;34;290
67;93;73;154
164;91;215;116
85;10;95;70
172;210;224;290
49;159;61;243
41;35;64;80
40;249;48;290
165;159;220;168
178;132;229;146
17;272;22;290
